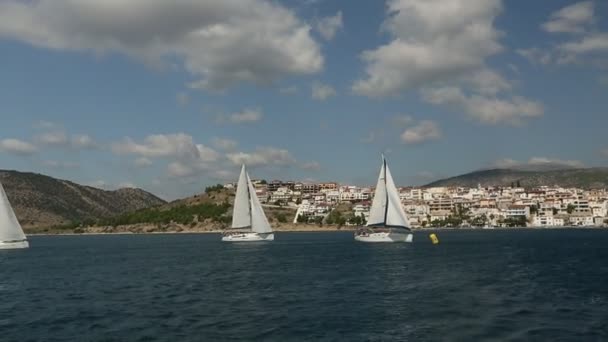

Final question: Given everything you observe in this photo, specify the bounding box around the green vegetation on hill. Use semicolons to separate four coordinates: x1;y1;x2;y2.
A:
98;202;231;227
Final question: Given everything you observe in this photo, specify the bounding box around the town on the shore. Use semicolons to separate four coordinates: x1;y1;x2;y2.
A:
224;180;608;228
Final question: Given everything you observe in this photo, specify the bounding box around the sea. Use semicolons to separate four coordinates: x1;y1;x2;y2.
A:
1;230;607;341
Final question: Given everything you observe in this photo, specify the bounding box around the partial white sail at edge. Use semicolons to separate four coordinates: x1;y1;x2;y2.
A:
0;181;27;242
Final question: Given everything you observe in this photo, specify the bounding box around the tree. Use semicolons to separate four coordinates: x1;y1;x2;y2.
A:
295;198;302;205
314;216;323;226
471;214;488;227
516;180;521;188
205;184;224;194
567;204;575;214
503;216;526;227
552;208;559;215
275;213;287;223
297;214;307;223
529;205;538;215
259;179;267;184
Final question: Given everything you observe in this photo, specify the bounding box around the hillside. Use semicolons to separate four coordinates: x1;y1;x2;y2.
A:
424;168;608;189
0;170;166;228
77;186;298;234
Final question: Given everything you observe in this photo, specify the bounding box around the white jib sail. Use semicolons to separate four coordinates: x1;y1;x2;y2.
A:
231;165;251;229
384;163;410;228
0;181;27;242
247;174;272;234
367;159;387;226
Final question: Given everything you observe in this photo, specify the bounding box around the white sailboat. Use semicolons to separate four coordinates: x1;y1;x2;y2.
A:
355;155;413;243
0;181;29;249
222;165;274;242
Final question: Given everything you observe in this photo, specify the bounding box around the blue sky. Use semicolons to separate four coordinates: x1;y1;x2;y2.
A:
0;0;607;200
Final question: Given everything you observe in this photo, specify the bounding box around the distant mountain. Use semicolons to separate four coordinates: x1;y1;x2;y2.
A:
424;168;608;189
0;170;166;228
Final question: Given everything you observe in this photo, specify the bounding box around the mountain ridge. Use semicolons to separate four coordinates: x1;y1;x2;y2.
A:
424;167;608;189
0;169;166;228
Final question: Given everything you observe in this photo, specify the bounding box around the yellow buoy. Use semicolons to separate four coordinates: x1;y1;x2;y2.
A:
429;233;439;245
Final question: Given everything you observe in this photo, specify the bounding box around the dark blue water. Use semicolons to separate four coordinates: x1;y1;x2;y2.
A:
1;230;607;341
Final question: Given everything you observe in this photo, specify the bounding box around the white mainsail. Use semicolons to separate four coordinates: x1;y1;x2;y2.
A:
247;174;272;233
0;181;27;242
231;165;251;229
366;156;410;229
230;165;272;233
367;160;388;226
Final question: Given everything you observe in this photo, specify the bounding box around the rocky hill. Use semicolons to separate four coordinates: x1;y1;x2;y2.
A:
424;168;608;189
0;170;166;228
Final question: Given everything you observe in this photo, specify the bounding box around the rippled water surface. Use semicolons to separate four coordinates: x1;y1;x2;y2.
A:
1;230;607;341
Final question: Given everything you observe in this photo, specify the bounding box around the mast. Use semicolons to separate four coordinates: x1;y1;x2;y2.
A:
383;156;389;226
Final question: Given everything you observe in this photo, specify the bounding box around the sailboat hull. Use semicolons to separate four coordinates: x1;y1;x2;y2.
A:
221;232;274;242
0;240;29;249
355;228;413;243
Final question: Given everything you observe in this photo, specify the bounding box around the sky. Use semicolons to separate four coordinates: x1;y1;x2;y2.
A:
0;0;607;200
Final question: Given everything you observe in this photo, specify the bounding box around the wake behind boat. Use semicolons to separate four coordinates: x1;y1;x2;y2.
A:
0;180;29;249
355;155;413;243
222;165;274;242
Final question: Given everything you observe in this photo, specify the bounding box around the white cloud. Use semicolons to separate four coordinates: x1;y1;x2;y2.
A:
196;144;220;162
393;115;414;126
0;138;37;155
279;85;299;94
42;160;79;169
36;131;68;146
542;1;594;34
361;131;376;144
216;109;263;124
70;134;98;149
315;11;343;41
353;0;503;97
211;137;238;151
176;92;189;106
0;0;323;91
112;133;218;162
226;147;296;167
521;2;608;67
559;33;608;56
528;157;584;168
491;158;520;168
134;157;153;167
87;180;107;189
517;47;555;65
400;120;441;144
491;157;585;169
35;130;98;149
300;161;321;171
118;182;136;189
311;82;336;100
33;120;59;130
351;0;541;125
422;86;543;125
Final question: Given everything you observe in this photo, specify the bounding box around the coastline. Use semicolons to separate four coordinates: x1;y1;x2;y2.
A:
24;224;607;236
